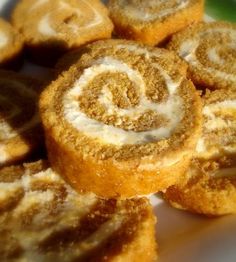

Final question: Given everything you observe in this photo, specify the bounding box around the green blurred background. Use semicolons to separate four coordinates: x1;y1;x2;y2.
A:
205;0;236;22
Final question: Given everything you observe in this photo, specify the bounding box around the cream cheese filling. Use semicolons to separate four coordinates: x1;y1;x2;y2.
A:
121;0;189;21
0;167;131;261
0;30;8;49
37;0;103;37
179;28;236;82
63;52;184;145
38;13;58;36
0;144;7;164
0;167;102;260
196;100;236;158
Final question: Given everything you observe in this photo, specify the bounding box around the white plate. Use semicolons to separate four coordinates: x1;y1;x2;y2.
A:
0;1;236;261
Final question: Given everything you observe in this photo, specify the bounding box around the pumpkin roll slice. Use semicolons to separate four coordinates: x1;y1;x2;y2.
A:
12;0;113;66
168;21;236;90
40;39;202;198
0;70;43;167
108;0;204;45
0;160;157;262
164;89;236;216
0;18;24;69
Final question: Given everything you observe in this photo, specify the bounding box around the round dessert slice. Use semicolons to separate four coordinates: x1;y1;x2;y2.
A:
0;70;43;167
12;0;114;66
0;160;157;261
168;21;236;90
0;18;24;69
108;0;204;45
164;89;236;216
40;39;202;198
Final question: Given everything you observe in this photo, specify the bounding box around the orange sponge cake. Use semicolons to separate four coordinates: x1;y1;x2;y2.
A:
40;39;202;198
108;0;204;45
164;89;236;216
12;0;113;66
0;160;157;261
0;70;43;167
0;18;23;69
168;21;236;90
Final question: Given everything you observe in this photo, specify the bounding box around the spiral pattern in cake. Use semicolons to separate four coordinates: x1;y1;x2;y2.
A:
108;0;204;45
40;40;202;197
196;90;236;159
164;89;236;216
168;22;236;90
12;0;113;48
0;160;157;261
0;71;43;166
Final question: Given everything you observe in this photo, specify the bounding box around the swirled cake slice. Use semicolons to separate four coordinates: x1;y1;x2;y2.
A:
168;21;236;90
0;160;157;261
164;89;236;216
12;0;113;66
40;39;202;198
108;0;204;45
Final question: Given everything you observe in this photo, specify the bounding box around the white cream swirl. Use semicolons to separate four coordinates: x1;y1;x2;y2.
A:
0;144;7;164
196;100;236;155
117;0;189;21
0;166;129;261
178;26;236;84
0;167;98;257
0;30;8;49
63;45;184;146
37;0;103;37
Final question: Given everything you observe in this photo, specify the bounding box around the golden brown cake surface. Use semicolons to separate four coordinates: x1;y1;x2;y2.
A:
0;18;24;69
168;21;236;90
40;39;202;197
0;70;43;167
164;89;236;216
108;0;204;45
0;160;157;261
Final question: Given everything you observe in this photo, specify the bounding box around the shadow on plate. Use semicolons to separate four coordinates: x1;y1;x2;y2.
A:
152;195;236;262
